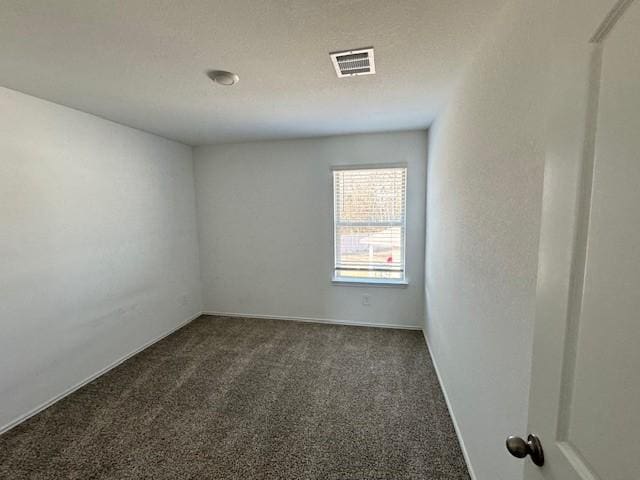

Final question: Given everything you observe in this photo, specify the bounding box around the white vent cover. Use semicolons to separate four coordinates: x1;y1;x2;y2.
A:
330;47;376;78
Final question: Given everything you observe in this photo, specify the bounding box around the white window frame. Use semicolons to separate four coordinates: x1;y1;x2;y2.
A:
331;164;409;287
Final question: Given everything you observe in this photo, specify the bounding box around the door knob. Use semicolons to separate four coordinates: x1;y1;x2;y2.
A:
506;434;544;466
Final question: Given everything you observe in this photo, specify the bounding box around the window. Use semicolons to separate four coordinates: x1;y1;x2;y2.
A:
332;166;407;284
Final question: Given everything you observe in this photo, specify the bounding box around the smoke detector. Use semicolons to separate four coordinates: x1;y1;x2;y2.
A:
207;70;240;86
330;47;376;78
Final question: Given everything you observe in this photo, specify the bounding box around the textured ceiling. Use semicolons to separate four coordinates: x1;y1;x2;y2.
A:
0;0;506;145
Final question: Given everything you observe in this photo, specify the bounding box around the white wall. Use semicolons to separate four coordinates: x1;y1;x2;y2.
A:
424;2;552;479
195;131;426;328
0;87;202;431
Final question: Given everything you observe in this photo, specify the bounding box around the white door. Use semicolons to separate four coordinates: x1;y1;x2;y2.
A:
514;0;640;479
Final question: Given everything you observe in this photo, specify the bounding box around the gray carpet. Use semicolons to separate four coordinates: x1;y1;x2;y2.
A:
0;315;469;479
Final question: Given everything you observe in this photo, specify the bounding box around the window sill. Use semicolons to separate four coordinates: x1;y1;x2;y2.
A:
331;277;409;288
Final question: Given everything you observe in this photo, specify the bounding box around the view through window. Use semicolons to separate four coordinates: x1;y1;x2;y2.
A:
333;167;407;282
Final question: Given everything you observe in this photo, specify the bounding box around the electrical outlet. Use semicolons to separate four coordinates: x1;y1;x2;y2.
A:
362;294;371;306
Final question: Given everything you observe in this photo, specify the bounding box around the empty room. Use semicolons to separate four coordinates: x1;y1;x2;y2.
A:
1;1;638;479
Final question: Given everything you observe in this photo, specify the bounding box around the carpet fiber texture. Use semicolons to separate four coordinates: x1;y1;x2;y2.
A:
0;316;469;479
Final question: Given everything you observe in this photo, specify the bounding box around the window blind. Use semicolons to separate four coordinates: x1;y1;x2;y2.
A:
333;167;407;281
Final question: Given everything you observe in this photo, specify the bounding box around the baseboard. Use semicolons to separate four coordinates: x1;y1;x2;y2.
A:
203;311;422;331
422;329;478;480
0;311;203;435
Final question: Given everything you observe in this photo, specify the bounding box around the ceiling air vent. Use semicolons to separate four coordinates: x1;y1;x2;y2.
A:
330;47;376;78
